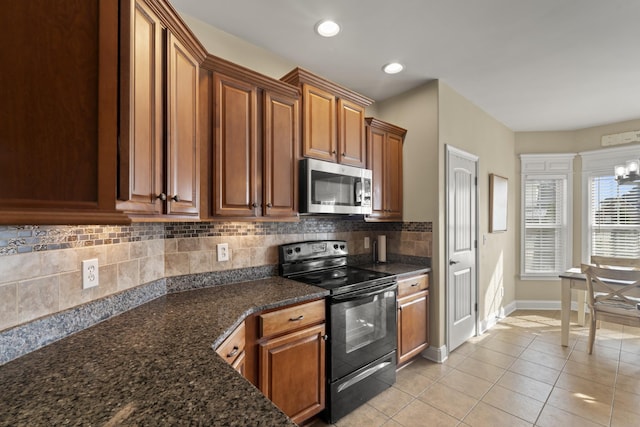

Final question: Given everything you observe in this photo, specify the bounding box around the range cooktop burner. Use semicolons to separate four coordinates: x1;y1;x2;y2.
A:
290;266;392;295
279;240;395;295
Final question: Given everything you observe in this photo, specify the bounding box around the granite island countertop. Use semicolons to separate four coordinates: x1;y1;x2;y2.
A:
356;262;431;278
0;277;328;426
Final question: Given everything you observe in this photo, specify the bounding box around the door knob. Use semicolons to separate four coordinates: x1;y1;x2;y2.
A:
449;260;459;265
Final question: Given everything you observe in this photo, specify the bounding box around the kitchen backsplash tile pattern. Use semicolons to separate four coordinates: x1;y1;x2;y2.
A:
0;218;431;335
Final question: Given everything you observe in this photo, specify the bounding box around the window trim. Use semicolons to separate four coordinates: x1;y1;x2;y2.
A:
580;145;640;263
520;153;575;280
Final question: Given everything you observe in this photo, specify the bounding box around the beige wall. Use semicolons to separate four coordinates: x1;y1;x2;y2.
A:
181;14;296;81
374;81;517;349
438;82;517;341
514;119;640;302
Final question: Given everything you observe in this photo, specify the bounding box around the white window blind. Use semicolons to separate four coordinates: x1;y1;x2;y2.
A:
523;177;567;275
589;176;640;258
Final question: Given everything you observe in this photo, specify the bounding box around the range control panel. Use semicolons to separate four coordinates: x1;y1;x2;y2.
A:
279;240;348;263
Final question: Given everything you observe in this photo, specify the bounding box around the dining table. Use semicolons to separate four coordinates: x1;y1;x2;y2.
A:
559;267;588;347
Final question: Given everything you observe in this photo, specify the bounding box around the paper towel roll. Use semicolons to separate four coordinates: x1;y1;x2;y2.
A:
378;235;387;263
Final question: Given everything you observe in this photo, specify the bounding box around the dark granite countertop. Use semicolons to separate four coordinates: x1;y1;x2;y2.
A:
0;277;328;426
357;262;431;278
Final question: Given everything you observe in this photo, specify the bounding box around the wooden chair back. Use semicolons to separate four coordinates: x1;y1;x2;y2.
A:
581;263;640;313
590;256;640;270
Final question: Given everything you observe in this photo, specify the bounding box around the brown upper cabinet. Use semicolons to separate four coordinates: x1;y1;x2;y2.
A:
0;0;129;225
201;57;300;220
118;0;206;219
281;68;373;168
365;118;407;222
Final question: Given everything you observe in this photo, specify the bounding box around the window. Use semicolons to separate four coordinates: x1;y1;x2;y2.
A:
587;174;640;258
520;154;575;279
581;146;640;261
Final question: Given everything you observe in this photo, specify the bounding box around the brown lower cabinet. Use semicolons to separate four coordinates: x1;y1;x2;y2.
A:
243;299;326;425
216;322;246;376
397;273;430;365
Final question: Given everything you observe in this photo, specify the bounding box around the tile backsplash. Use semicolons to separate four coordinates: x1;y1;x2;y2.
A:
0;218;432;332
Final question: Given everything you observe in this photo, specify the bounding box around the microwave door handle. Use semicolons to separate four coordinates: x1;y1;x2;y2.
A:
332;283;397;302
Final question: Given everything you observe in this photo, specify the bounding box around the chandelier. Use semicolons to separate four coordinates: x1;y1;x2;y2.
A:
615;158;640;185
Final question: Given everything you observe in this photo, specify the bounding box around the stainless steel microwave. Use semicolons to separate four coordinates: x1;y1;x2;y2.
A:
299;158;372;215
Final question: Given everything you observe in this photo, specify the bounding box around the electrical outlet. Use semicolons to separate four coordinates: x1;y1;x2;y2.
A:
217;243;229;262
82;258;99;289
364;237;370;249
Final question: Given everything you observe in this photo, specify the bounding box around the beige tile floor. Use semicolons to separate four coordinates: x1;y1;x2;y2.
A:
308;310;640;427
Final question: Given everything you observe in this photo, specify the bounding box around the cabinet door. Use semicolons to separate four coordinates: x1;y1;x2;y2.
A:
385;132;404;220
0;0;126;224
118;0;164;214
263;92;299;218
259;323;326;425
213;74;258;217
367;126;387;219
397;290;429;365
302;84;337;162
338;99;366;167
166;33;200;216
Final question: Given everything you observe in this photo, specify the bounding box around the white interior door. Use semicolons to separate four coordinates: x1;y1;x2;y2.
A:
446;145;478;352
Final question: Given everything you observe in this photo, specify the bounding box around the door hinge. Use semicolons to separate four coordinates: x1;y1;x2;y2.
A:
475;303;478;312
474;240;477;249
474;176;478;186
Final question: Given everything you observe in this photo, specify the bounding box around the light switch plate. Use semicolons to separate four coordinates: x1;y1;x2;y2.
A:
82;258;99;289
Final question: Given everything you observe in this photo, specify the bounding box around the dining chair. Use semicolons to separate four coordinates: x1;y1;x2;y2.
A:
591;256;640;269
581;263;640;354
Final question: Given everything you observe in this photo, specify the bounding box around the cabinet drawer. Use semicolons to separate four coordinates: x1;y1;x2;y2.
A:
397;274;429;298
216;322;246;365
259;299;325;339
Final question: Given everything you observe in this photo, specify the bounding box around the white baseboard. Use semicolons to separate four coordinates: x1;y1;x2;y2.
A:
479;301;517;334
421;345;447;363
516;300;584;311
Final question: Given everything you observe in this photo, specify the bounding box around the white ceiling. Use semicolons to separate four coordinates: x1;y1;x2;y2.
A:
170;0;640;132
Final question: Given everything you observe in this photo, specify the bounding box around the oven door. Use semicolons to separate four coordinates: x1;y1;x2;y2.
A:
328;282;397;381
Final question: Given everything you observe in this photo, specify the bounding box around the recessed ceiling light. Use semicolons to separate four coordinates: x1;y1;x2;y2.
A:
315;20;340;37
383;62;404;74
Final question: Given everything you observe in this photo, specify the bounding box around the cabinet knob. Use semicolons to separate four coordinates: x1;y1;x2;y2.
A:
156;193;167;201
342;152;346;157
322;334;329;341
332;150;336;154
170;194;180;202
267;203;273;208
252;202;258;208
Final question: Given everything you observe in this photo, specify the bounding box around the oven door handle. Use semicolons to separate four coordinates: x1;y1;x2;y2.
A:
332;283;397;302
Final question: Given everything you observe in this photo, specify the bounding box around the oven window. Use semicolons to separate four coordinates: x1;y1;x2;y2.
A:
344;296;387;353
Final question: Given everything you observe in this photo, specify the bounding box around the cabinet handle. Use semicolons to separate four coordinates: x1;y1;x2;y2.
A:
411;283;419;287
170;194;180;202
289;315;304;322
156;193;167;201
226;346;239;358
